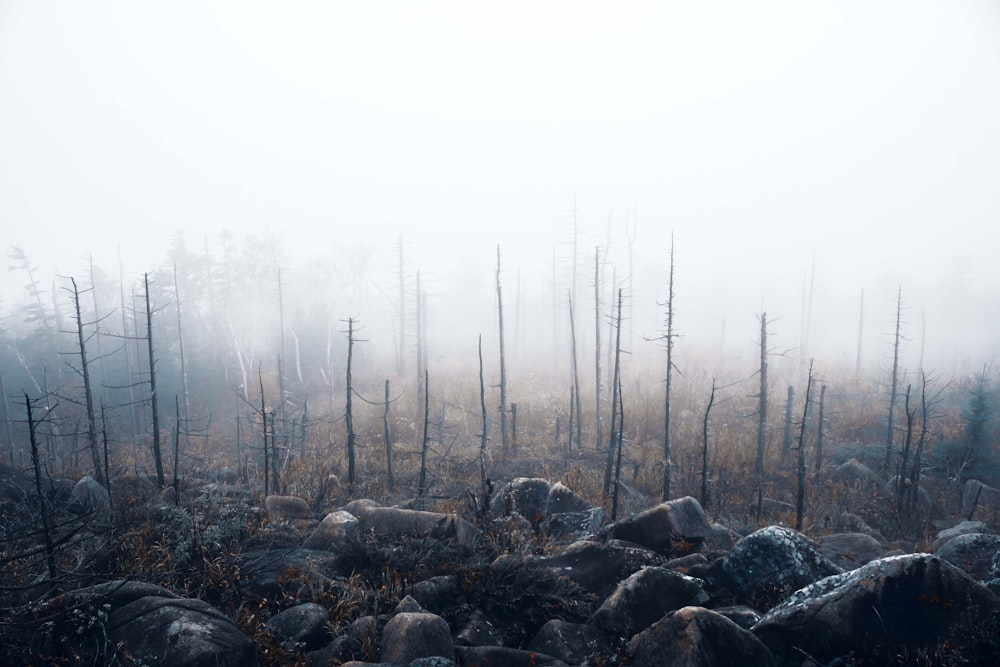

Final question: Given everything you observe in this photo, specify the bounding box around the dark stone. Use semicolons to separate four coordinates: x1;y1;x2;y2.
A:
935;533;1000;580
709;605;762;630
490;477;552;527
410;575;461;615
589;566;709;637
932;520;988;552
265;494;314;522
547;481;592;514
452;608;503;647
818;532;887;570
530;539;665;601
722;526;842;609
599;496;714;553
627;606;776;667
752;554;1000;665
380;612;455;664
108;596;256;667
266;602;330;651
454;645;570;667
527;619;609;665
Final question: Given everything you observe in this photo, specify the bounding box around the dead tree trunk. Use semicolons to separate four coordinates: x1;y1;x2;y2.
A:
68;277;104;488
568;291;583;449
603;288;623;496
814;384;827;476
594;247;603;451
755;312;768;478
419;369;430;499
782;385;794;462
259;364;269;497
611;379;625;520
144;273;164;488
346;317;357;487
496;246;510;458
885;286;903;472
384;380;394;489
796;360;815;532
173;264;191;438
25;393;57;581
478;335;488;486
701;379;717;510
662;233;676;502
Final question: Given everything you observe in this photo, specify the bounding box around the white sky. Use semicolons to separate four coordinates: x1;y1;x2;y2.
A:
1;1;998;371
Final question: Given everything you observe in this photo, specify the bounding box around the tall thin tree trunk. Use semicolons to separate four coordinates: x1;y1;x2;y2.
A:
782;386;794;462
144;273;164;488
755;313;768;477
897;384;915;514
478;335;488;486
259;364;269;497
173;264;191;446
0;370;15;465
594;247;602;451
398;235;406;376
419;369;430;499
416;270;424;420
885;286;903;472
346;317;357;487
496;247;510;458
701;379;717;509
603;288;623;496
384;380;394;489
796;360;815;532
662;233;676;502
814;384;827;476
611;380;625;520
568;291;583;448
69;277;104;487
25;394;57;581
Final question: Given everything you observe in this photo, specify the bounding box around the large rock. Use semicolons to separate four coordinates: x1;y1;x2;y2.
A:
527;620;610;666
830;457;880;490
238;548;341;599
589;566;709;638
531;539;665;601
266;602;329;651
540;508;603;541
302;510;361;550
490;477;552;527
627;606;776;667
108;596;256;667
356;507;480;546
752;554;1000;665
963;479;1000;514
68;475;111;522
265;494;313;522
599;496;714;553
935;533;1000;580
380;612;454;664
932;520;989;552
547;481;592;514
722;526;842;609
819;532;887;570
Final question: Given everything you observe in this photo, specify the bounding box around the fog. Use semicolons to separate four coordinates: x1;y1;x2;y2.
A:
2;1;999;377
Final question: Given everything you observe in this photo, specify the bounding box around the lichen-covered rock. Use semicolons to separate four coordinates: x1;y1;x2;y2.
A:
68;475;111;522
934;533;1000;580
627;606;776;667
540;508;602;541
265;494;313;522
531;539;665;601
599;496;714;553
108;596;256;667
722;526;842;609
589;566;709;637
302;510;361;550
266;602;329;651
819;532;887;570
932;520;989;551
380;612;454;664
527;619;610;665
409;575;460;615
752;554;1000;665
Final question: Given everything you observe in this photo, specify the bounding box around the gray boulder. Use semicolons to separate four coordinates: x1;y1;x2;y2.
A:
599;496;714;553
932;520;989;551
266;602;329;651
380;612;454;664
819;532;887;570
527;619;610;666
454;645;569;666
531;539;665;600
752;554;1000;665
830;457;881;490
265;494;313;522
547;481;592;514
589;566;709;637
68;475;111;522
302;510;361;550
722;526;842;609
627;606;776;667
935;533;1000;580
540;508;603;541
963;479;1000;514
356;507;480;546
491;477;552;527
108;596;256;667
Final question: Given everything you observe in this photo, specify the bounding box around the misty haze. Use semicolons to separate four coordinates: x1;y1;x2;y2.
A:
1;3;999;666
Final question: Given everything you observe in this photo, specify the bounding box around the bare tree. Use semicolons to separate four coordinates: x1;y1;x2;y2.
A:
24;393;57;581
661;234;677;502
345;317;359;487
814;384;827;476
478;335;488;486
65;277;104;487
796;360;815;532
782;386;794;462
603;288;624;496
593;246;603;451
419;369;430;499
885;286;904;472
701;379;717;509
384;379;394;489
496;246;510;458
568;290;583;449
143;273;164;488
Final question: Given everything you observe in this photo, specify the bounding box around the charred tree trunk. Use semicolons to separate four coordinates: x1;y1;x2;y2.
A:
796;360;815;532
478;335;488;486
384;380;394;489
755;313;768;479
144;273;164;488
885;286;903;472
419;369;430;499
701;379;717;510
814;384;827;476
662;234;676;502
594;247;603;451
603;288;623;496
69;277;104;488
346;317;357;487
782;385;794;462
496;247;510;458
568;291;583;449
25;394;57;581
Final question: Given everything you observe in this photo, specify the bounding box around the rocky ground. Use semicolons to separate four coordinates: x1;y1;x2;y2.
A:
3;461;1000;666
